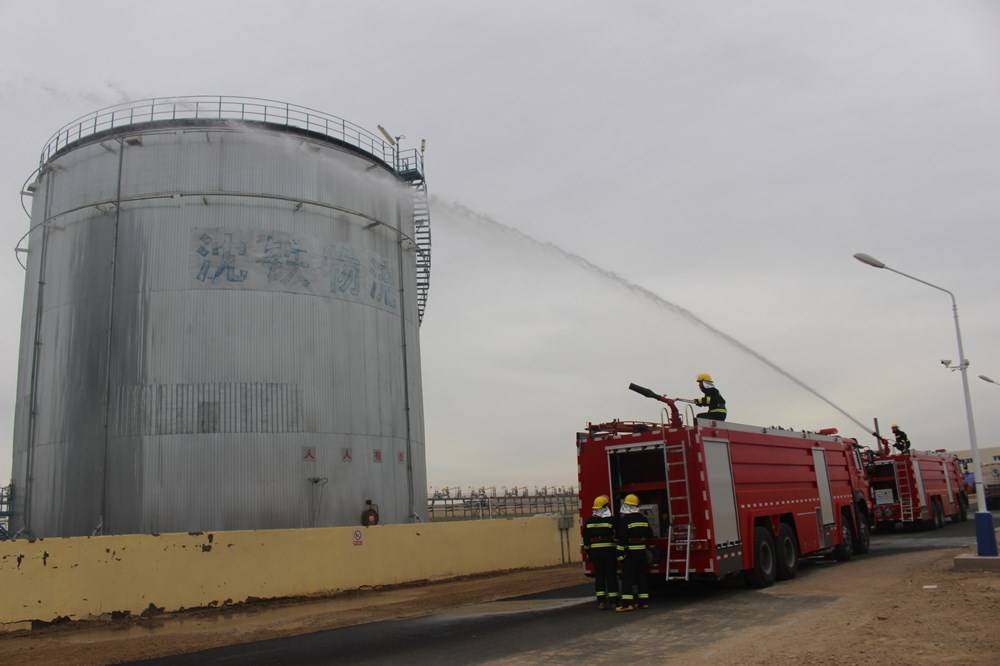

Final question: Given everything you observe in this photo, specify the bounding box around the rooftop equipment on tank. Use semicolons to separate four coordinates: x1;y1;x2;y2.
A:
11;96;431;537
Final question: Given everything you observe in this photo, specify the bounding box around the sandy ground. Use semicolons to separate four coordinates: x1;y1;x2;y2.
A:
490;547;1000;666
0;567;585;665
699;549;1000;666
3;544;999;665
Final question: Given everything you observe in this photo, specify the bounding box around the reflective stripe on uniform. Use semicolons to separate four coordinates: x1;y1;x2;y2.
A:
621;594;634;600
596;591;606;597
608;592;619;597
586;522;614;529
588;542;616;548
638;593;650;599
627;521;649;529
628;544;647;550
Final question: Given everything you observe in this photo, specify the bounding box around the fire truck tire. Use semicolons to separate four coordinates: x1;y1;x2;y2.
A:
852;512;871;555
932;499;945;529
957;493;969;522
774;523;798;580
745;526;777;588
833;511;854;562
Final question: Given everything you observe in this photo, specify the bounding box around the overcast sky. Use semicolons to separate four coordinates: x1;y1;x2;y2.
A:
1;1;998;491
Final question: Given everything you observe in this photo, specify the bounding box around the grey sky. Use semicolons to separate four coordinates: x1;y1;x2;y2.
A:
1;1;998;490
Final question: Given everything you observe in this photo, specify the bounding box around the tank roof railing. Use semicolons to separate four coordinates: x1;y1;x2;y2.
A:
39;95;406;172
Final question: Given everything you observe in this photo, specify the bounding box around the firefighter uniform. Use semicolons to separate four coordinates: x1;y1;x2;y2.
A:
583;495;619;609
694;373;727;421
616;494;653;612
891;425;911;453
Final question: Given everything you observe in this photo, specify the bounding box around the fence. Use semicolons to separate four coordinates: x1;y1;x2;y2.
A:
38;96;421;175
428;490;579;521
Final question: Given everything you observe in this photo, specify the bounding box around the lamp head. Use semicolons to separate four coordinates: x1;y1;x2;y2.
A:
854;252;886;269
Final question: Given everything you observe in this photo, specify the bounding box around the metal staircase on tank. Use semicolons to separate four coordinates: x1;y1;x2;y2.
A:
663;434;693;581
396;148;431;324
894;459;915;522
0;484;12;540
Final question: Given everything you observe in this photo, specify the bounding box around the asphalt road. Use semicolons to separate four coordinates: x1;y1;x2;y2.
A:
140;513;999;666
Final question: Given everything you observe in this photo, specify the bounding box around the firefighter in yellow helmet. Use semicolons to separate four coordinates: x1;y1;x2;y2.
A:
693;372;727;421
616;493;653;611
582;495;619;609
890;424;911;453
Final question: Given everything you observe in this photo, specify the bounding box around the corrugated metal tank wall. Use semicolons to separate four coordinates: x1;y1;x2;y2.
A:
12;122;427;537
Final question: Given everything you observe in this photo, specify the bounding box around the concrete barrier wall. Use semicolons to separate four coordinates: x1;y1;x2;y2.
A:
0;516;581;625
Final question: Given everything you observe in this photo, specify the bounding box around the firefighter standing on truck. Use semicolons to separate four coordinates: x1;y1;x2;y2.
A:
616;493;653;612
891;424;911;453
693;373;727;421
582;495;619;610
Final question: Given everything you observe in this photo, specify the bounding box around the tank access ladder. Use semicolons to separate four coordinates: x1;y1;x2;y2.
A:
894;459;915;522
661;413;692;581
396;148;431;324
0;484;12;540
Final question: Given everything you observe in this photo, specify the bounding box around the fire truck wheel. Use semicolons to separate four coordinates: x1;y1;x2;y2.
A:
745;526;777;589
774;523;798;580
932;499;944;529
833;511;854;562
958;493;969;522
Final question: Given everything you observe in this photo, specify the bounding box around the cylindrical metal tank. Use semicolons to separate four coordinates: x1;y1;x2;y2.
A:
11;97;429;537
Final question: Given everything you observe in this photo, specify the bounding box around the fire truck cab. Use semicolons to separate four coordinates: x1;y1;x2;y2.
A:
578;403;872;588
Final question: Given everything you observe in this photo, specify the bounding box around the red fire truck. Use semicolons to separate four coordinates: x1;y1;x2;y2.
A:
866;442;967;530
577;385;872;588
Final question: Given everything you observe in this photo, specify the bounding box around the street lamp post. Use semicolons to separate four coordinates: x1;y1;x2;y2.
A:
854;252;996;557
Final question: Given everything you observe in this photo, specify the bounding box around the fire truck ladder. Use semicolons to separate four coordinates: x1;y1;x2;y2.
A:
894;459;915;523
664;437;693;581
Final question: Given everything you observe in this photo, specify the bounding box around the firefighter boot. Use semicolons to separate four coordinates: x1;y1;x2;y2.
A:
598;599;608;610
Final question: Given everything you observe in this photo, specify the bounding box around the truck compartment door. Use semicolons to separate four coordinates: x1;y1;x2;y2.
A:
912;460;928;516
812;448;835;525
943;461;954;509
703;439;739;544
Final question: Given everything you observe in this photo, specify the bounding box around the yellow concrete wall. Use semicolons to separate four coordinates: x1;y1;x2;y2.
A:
0;516;581;625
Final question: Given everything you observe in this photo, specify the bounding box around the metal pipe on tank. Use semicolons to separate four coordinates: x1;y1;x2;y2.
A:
97;137;126;536
22;168;56;536
395;198;416;521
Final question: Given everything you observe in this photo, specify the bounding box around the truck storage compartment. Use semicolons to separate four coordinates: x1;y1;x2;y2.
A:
608;446;669;537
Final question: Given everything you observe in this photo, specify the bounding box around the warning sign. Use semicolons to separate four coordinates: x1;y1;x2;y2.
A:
374;449;383;463
302;446;317;462
352;529;363;546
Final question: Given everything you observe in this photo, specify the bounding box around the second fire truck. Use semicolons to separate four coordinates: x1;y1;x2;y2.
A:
865;432;967;530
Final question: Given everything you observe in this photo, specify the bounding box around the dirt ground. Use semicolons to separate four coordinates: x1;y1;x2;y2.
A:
698;548;1000;666
3;546;999;665
489;547;1000;666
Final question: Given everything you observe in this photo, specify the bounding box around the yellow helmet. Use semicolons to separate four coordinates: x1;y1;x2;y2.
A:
624;493;640;506
696;372;713;383
592;495;610;510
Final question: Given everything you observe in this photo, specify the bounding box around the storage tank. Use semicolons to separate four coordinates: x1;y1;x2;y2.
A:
10;97;431;537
